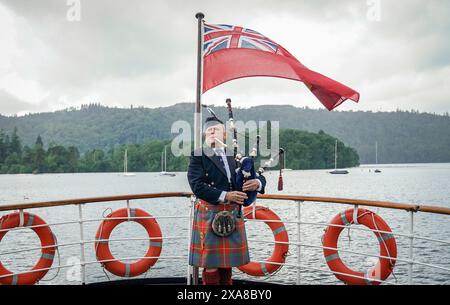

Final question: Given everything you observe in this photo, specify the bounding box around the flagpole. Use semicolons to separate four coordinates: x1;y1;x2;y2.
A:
191;12;204;286
194;12;204;151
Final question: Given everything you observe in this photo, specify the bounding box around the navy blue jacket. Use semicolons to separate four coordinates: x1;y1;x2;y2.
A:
187;147;266;204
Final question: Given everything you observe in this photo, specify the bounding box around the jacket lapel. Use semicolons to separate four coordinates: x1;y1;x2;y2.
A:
203;147;237;187
203;147;228;178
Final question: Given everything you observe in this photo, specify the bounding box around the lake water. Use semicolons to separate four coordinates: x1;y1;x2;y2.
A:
0;163;449;285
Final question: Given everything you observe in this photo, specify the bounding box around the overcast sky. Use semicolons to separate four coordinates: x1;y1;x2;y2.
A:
0;0;449;116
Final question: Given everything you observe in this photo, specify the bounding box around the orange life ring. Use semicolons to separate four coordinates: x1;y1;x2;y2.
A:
322;208;397;285
95;208;162;277
0;212;57;285
239;206;289;276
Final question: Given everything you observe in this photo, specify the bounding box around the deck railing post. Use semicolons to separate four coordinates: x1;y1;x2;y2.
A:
78;204;86;284
296;201;302;285
187;196;197;285
408;211;414;285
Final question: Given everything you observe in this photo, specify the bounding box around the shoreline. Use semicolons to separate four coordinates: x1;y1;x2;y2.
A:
1;162;450;176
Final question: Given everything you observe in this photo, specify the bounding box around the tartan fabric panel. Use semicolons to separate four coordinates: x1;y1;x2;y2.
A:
189;200;250;268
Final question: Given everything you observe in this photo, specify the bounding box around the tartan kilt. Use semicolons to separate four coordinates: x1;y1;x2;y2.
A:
189;199;250;268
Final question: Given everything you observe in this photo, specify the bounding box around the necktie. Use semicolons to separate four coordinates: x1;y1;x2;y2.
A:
215;148;231;183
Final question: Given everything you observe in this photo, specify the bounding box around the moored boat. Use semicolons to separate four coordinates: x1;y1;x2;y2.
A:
160;146;176;177
329;140;349;175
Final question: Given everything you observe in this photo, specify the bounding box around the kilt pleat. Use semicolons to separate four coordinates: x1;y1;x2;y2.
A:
189;200;250;268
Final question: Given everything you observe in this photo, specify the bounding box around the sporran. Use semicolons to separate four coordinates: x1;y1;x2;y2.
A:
211;210;236;237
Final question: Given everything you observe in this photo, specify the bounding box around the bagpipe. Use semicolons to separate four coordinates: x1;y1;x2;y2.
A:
202;99;285;209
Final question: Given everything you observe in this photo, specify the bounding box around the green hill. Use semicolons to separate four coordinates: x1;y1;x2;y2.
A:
1;103;449;164
0;128;358;174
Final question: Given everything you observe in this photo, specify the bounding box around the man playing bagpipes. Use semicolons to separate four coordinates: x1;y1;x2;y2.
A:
187;115;267;285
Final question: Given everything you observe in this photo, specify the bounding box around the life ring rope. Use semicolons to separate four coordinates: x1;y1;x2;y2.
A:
369;212;397;269
322;208;397;285
94;207;163;278
239;206;289;277
95;208;162;278
338;209;397;266
0;212;58;285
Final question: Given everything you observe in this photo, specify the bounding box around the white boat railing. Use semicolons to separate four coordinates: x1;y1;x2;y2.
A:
0;192;449;285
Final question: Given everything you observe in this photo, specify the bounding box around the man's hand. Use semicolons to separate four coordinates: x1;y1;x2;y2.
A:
225;191;248;205
242;179;260;192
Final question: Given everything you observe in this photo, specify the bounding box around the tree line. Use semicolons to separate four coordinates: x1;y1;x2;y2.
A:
0;128;359;174
1;103;447;164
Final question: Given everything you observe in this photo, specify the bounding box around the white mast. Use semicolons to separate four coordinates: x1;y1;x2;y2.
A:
124;149;127;173
334;140;338;170
164;146;167;172
123;148;135;176
376;141;378;165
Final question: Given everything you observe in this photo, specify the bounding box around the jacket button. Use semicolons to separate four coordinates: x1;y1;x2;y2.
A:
211;182;215;185
205;173;208;176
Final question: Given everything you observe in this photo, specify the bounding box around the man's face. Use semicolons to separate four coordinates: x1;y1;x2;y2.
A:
205;123;226;147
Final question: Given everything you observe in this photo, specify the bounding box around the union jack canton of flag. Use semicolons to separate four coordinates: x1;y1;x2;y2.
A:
203;24;280;56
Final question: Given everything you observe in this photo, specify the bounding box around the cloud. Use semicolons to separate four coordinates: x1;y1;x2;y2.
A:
0;0;449;115
0;89;45;115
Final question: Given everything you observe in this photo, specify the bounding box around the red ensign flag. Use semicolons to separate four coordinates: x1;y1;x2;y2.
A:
202;23;360;111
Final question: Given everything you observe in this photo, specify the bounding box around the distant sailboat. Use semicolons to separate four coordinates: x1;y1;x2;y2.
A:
375;141;382;173
123;149;136;177
330;140;349;175
160;146;176;177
